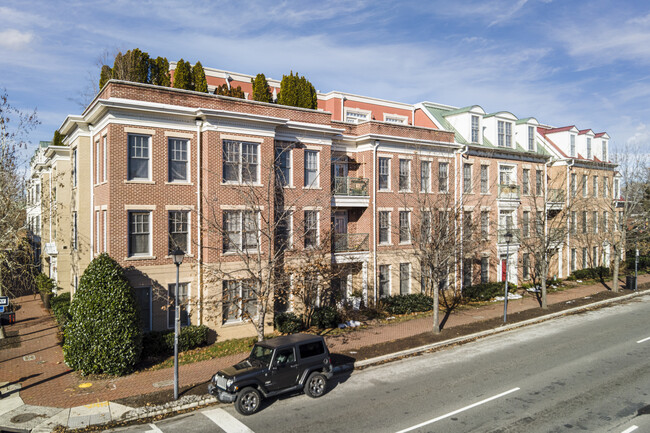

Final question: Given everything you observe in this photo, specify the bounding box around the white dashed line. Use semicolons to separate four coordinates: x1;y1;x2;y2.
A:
621;426;638;433
202;408;255;433
636;336;650;344
395;387;521;433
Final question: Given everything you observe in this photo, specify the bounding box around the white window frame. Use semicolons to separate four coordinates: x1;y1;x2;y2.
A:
399;263;411;295
304;209;320;248
378;264;391;297
102;210;107;253
480;165;489;194
582;174;588;197
102;135;107;182
167;282;191;329
72;148;78;188
222;279;258;324
480;256;489;283
344;108;371;124
522;168;530;195
378;211;391;245
399;210;411;244
304;150;320;188
571;248;577;272
223;210;259;253
602;140;608;161
383;113;408;124
72;211;78;250
399;159;411;192
222;139;260;184
128;210;152;257
275;147;293;187
570;135;576;157
498;121;512;147
592;176;598;198
378;157;391;191
463;163;472;193
169;210;191;255
528;125;535;151
168;137;190;183
586;137;592;159
420;160;431;193
127;134;152;181
96;139;101;184
96;210;100;254
498;164;516;186
438;161;449;193
471;115;480;143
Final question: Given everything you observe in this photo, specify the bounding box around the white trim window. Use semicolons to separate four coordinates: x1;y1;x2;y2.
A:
276;210;293;251
522;169;530;195
582;174;588;197
169;210;189;254
602;140;608;161
420;161;431;192
528;126;535;151
103;135;107;182
379;211;391;245
384;113;408;124
345;109;370;124
399;263;410;295
399;210;411;244
498;121;512;147
304;210;319;248
603;177;609;198
592;211;598;234
72;211;78;250
480;165;489;194
480;257;489;283
222;279;257;323
582;247;588;269
471;115;480;143
438;162;449;192
536;169;543;196
399;159;410;192
571;173;577;198
378;157;390;191
570;135;576;157
135;287;152;331
592;176;598;198
223;140;259;183
72;148;78;187
128;211;151;256
275;147;292;187
463;163;472;193
571;211;577;234
603;211;609;232
571;248;577;272
168;283;191;328
499;165;515;185
223;210;258;253
96;139;101;184
586;137;592;159
481;211;489;240
168;138;189;182
102;210;107;253
378;265;390;297
304;150;319;188
128;134;151;181
96;210;100;254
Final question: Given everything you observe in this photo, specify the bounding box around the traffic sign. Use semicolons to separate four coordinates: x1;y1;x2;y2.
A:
0;296;8;306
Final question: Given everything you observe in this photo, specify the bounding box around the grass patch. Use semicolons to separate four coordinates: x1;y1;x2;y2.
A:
143;335;269;371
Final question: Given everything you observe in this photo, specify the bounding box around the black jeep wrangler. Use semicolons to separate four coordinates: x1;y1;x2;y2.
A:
208;333;334;415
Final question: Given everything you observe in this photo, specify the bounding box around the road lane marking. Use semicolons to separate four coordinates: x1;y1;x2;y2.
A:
395;387;520;433
636;336;650;344
202;408;255;433
621;426;638;433
144;424;163;433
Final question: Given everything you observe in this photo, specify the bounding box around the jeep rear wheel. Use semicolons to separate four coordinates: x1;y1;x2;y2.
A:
304;372;327;398
235;387;261;415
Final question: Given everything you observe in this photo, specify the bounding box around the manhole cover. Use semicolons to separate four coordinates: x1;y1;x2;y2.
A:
638;404;650;415
10;413;46;423
22;355;36;361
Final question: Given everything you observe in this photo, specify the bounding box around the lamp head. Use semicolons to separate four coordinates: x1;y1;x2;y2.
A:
171;247;185;265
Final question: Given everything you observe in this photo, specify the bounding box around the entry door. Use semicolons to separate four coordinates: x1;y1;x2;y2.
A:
333;211;348;234
332;158;347;179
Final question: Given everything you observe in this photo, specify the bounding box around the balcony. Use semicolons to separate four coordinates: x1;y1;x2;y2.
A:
333;233;369;253
498;184;521;200
497;228;520;244
547;188;565;211
331;177;370;207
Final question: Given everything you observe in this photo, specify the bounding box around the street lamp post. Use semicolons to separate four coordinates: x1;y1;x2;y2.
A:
171;247;185;400
503;231;513;323
635;242;639;292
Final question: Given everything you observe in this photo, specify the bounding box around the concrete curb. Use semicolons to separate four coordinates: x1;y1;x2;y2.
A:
354;289;649;369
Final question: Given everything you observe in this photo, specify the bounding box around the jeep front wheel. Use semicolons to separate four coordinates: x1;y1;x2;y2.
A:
304;372;327;398
235;387;261;415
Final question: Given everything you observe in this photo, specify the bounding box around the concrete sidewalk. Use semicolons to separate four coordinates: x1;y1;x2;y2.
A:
1;275;647;432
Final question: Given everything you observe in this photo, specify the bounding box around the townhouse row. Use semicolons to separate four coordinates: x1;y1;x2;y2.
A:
27;67;621;339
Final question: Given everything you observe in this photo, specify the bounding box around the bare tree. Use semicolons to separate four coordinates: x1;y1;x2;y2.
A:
200;143;332;341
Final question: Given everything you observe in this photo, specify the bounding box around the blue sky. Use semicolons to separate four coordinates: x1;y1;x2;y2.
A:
2;0;650;164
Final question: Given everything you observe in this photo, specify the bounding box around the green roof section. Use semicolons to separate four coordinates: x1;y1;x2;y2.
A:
423;103;551;157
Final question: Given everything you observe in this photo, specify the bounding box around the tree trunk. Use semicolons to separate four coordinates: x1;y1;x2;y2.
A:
256;304;266;342
612;247;620;293
541;261;548;309
432;280;440;334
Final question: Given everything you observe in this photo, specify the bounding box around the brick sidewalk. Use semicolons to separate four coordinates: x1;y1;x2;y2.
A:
1;275;646;408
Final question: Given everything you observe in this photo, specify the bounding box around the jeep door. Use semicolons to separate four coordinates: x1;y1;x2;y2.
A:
268;346;299;391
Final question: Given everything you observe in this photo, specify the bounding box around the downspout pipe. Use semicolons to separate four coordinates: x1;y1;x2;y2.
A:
456;145;469;292
89;125;95;260
372;139;380;304
196;119;203;324
566;158;575;276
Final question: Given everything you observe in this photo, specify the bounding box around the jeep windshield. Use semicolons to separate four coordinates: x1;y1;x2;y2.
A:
249;344;274;367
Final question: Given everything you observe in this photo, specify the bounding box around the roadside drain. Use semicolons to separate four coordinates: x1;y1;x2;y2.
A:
10;413;47;423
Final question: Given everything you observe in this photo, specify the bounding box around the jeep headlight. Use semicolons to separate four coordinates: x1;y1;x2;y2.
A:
227;378;234;388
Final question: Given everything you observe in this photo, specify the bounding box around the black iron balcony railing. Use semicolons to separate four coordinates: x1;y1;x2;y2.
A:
498;184;521;199
333;233;370;253
497;228;521;244
332;177;369;197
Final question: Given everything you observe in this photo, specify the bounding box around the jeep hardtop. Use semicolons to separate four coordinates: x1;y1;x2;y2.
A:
208;333;333;415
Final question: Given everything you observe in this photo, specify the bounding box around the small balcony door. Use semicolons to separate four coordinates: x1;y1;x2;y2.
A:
332;157;348;180
333;211;348;234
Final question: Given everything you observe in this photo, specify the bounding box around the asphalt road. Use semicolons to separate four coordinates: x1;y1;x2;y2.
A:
112;294;650;433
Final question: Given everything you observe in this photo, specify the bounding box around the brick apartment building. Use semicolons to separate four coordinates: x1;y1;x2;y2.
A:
29;65;621;339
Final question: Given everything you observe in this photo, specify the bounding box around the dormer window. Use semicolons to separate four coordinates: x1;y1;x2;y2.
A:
586;137;592;159
602;140;607;161
497;121;512;147
528;126;535;151
345;109;370;124
384;114;408;124
471;115;480;143
570;135;576;157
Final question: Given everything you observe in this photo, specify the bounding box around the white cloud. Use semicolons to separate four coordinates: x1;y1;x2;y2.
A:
0;29;33;50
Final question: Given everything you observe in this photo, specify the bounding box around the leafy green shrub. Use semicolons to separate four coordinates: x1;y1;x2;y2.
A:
311;306;340;329
381;293;434;315
571;266;610;280
274;312;304;334
64;254;142;375
463;282;514;302
141;325;210;357
50;292;71;330
36;273;55;294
